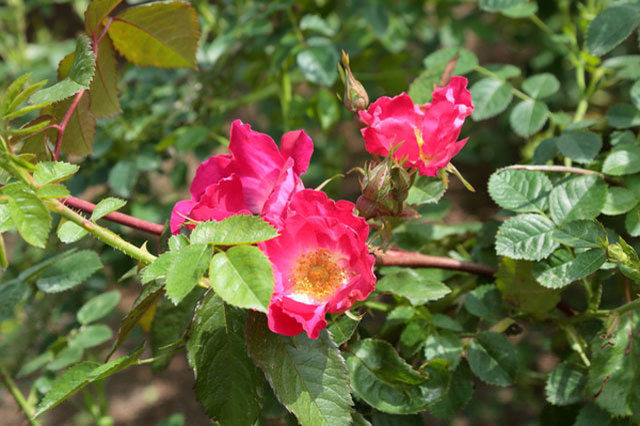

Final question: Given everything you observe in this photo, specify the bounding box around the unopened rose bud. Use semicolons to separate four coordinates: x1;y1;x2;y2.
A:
356;195;378;219
608;244;629;264
340;50;369;113
361;161;391;202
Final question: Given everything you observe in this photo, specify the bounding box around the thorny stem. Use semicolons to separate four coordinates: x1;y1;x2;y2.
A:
53;89;85;161
0;364;40;426
44;198;157;265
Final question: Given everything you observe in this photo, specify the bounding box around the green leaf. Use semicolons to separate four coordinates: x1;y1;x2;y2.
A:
408;64;446;104
501;2;538;18
488;169;552;213
587;311;640;417
522;73;560;99
429;362;474;419
36;250;102;293
573;404;612;426
463;284;503;320
36;184;70;199
552;220;607;248
5;188;51;248
191;215;279;245
545;362;587;406
296;37;339;86
209;246;274;312
187;293;263;425
496;258;560;318
556;132;602;164
424;332;463;369
0;279;27;321
47;346;84;371
470;78;513;121
423;47;479;75
346;338;448;414
36;346;143;417
534;249;606;289
69;324;113;349
1;73;32;116
33;161;79;185
151;287;204;371
30;36;96;105
495;214;559;261
109;281;163;358
165;243;211;305
479;0;527;12
626;207;640;236
606;103;640;129
108;1;199;69
602;145;640;175
53;95;96;157
85;0;122;36
467;331;518;386
406;176;446;205
549;175;607;224
246;312;353;426
509;99;549;138
91;197;127;221
88;36;121;117
399;319;430;357
35;361;99;416
316;89;339;131
77;290;120;324
586;6;640;56
532;137;559;164
377;268;450;305
57;219;88;243
484;63;521;80
602;186;637;215
141;251;177;284
108;160;138;197
328;315;360;346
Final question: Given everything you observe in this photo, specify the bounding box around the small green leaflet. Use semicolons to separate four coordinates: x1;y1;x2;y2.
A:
488;169;552;213
165;243;211;305
190;215;278;245
586;5;640;56
545;362;587;406
33;161;79;185
467;331;518;387
296;37;339;87
495;213;559;261
36;250;102;293
91;197;127;221
77;290;121;324
376;268;451;305
549;175;607;225
470;78;513;121
533;249;606;289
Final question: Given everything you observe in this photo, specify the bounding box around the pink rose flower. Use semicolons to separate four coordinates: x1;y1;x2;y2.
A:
259;189;376;339
358;76;474;176
170;120;313;233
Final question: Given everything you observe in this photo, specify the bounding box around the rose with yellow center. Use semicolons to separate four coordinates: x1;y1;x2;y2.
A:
260;189;376;339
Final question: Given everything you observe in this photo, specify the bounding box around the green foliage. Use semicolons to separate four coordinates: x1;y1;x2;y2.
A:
346;338;448;414
488;169;551;213
77;290;120;324
209;246;274;312
534;249;606;289
556;132;602;165
36;250;102;293
509;99;549;138
296;37;339;87
467;331;518;387
586;6;640;56
470;78;513;120
376;268;450;305
545;362;587;406
3;185;51;248
91;197;127;221
165;243;211;305
549;175;607;225
495;214;559;261
190;215;279;245
246;312;353;426
187;293;263;425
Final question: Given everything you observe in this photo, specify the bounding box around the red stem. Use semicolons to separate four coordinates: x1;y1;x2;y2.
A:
61;195;165;236
60;195;496;276
53;89;85;161
373;247;496;276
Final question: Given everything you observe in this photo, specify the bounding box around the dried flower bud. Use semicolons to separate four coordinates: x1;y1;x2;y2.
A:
340;50;369;113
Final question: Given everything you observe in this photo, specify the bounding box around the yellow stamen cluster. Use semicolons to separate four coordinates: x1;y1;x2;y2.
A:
413;127;434;163
290;248;347;300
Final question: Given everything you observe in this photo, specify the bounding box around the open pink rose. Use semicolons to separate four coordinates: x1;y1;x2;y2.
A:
259;189;375;339
170;120;313;233
359;76;474;176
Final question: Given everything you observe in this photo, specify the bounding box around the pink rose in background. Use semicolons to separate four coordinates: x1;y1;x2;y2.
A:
359;76;474;176
170;120;313;233
260;189;375;339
